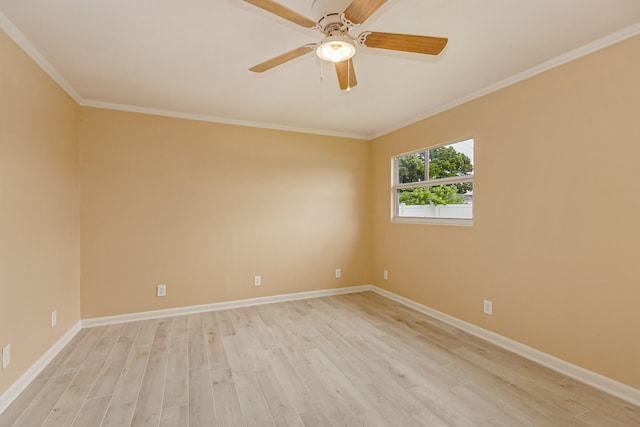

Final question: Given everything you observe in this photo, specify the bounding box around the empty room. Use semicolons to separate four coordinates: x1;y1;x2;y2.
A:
1;0;640;425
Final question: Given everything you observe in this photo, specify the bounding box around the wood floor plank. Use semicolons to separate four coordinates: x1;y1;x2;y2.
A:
407;385;476;427
87;340;134;399
408;409;451;427
253;303;279;327
3;291;639;427
149;318;172;359
160;404;189;427
0;329;88;426
360;363;423;414
215;310;236;337
211;369;245;427
117;320;143;344
234;383;275;426
298;410;333;427
303;348;373;418
309;334;372;387
163;326;189;409
558;377;640;424
229;307;251;331
266;324;312;372
130;319;172;426
221;334;274;425
255;366;303;426
108;343;152;406
264;348;319;415
69;396;110;427
11;371;77;427
574;409;630;427
14;327;113;426
358;382;419;426
42;358;108;426
55;327;107;375
202;311;230;371
189;365;216;427
130;353;169;427
272;313;316;351
302;366;364;427
498;382;584;425
188;314;208;369
101;402;136;427
245;306;277;351
43;325;122;427
357;411;392;427
134;319;159;346
205;327;229;372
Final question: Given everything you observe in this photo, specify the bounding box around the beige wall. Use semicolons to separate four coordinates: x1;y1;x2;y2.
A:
2;21;639;401
371;35;640;389
79;108;372;318
0;31;80;395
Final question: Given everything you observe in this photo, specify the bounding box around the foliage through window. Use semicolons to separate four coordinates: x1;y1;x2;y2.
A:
393;139;474;224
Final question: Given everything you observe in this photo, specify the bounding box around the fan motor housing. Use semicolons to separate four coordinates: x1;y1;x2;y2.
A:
312;0;351;31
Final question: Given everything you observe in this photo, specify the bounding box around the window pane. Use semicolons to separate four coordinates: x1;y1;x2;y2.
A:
427;139;474;180
397;151;426;184
397;183;473;219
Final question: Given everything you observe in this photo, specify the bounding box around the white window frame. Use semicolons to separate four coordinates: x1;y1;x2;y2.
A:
391;139;474;226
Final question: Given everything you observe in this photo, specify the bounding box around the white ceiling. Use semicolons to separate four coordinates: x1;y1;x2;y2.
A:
1;0;639;139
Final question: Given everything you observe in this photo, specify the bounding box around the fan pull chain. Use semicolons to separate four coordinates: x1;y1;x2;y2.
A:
346;59;351;92
320;59;324;82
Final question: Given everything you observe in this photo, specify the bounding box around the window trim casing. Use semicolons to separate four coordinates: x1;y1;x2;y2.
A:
391;139;474;226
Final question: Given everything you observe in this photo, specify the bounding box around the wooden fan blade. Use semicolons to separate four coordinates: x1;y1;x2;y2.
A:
360;32;448;55
244;0;316;28
249;45;315;73
335;59;357;91
343;0;387;25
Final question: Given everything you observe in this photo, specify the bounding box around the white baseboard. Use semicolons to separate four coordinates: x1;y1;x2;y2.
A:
82;285;373;328
1;286;370;414
369;285;640;407
3;285;638;416
0;321;82;415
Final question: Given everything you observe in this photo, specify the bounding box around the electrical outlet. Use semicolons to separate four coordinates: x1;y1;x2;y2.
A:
335;268;341;278
2;344;10;369
383;270;388;280
254;275;261;287
51;310;57;327
157;284;167;297
483;300;493;315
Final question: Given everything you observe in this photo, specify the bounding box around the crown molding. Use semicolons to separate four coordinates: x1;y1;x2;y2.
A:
0;11;83;104
3;8;639;141
368;22;640;140
80;100;369;140
1;10;366;140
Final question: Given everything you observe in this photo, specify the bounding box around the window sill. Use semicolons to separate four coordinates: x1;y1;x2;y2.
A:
391;216;474;227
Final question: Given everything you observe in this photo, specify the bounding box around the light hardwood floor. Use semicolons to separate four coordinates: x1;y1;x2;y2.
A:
1;291;639;426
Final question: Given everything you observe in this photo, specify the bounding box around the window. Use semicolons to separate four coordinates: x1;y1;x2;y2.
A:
392;138;474;225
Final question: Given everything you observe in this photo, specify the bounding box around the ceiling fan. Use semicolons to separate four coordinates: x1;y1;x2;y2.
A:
244;0;448;91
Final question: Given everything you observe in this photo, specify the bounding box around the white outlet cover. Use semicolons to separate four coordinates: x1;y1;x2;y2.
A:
254;276;261;287
157;284;167;297
383;270;388;280
51;310;57;327
2;344;10;368
483;300;493;315
335;268;341;278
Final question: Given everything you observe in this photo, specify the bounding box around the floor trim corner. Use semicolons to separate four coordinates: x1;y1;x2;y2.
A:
369;285;640;407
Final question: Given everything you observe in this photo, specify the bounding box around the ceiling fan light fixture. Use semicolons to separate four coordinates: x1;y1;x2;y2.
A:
316;35;356;63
